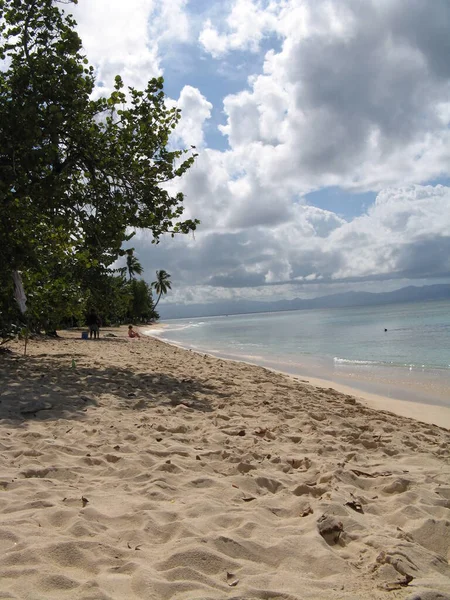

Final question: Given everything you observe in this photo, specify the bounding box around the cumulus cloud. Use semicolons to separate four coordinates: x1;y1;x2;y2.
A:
68;0;450;308
199;0;279;57
135;185;450;304
168;86;213;149
202;0;450;197
70;0;191;93
330;185;450;280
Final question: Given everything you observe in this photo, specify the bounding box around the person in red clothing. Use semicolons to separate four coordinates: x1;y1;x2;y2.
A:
128;325;141;339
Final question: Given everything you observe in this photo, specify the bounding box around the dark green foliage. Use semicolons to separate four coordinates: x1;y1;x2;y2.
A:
85;272;131;326
0;271;20;342
83;274;158;326
127;279;157;323
0;0;198;336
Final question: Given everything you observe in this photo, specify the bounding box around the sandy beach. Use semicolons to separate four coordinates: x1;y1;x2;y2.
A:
0;329;449;600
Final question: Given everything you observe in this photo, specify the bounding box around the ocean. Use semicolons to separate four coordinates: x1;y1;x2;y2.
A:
146;300;450;408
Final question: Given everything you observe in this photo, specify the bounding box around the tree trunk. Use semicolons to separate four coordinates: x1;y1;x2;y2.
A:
153;292;162;310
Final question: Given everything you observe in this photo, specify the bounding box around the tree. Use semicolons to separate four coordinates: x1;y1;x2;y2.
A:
125;250;143;281
0;0;199;335
0;202;85;335
21;221;86;333
127;279;156;322
152;270;172;310
92;273;132;326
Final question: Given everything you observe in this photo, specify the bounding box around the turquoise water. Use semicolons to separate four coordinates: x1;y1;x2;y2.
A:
147;300;450;406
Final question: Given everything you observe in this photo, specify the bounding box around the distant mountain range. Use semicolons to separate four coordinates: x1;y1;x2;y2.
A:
159;284;450;319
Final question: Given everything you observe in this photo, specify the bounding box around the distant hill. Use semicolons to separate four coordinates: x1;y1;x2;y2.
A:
159;284;450;319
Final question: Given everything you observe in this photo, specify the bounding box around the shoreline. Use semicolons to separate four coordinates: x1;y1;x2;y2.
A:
144;328;450;430
146;300;450;412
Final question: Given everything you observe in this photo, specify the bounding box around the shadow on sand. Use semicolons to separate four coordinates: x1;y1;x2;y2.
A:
0;350;215;424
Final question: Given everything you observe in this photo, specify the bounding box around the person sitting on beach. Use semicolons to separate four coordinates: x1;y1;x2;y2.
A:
128;325;141;339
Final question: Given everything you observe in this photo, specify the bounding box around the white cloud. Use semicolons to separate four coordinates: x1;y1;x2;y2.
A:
152;0;190;45
70;0;191;94
309;185;450;281
169;86;212;149
199;0;279;57
199;19;229;58
135;184;450;302
202;0;450;197
68;0;450;307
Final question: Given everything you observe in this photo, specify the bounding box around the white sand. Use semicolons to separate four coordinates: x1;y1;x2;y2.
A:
0;330;449;600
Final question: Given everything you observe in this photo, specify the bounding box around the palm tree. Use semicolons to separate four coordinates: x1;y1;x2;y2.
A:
152;270;172;309
126;250;143;281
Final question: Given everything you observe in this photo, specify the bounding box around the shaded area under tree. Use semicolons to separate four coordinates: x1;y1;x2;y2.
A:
0;345;216;424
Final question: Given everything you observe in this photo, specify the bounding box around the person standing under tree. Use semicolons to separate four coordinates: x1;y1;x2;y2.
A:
86;311;101;339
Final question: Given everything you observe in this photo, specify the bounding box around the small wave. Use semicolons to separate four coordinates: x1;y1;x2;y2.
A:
171;322;205;331
334;357;379;366
143;328;165;336
147;322;206;336
334;357;450;371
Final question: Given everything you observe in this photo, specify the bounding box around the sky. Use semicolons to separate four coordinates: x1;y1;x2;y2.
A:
71;0;450;314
